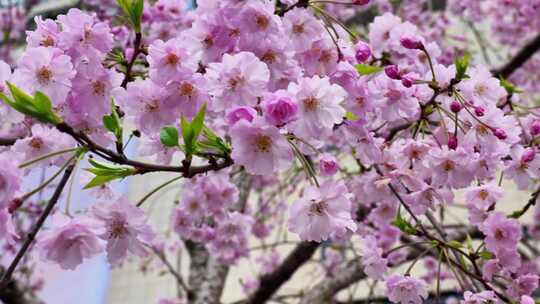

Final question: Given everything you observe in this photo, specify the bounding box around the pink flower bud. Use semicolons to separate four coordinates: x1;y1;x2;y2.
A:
448;135;458;150
354;41;372;63
450;101;461;113
400;36;423;50
531;120;540;135
493;128;507;140
7;198;22;214
474;106;485;117
384;65;401;80
319;153;339;176
401;75;414;87
521;148;536;163
353;0;370;4
262;94;298;126
225;106;257;126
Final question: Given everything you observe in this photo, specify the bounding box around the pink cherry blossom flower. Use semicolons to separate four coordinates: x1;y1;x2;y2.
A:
91;198;156;265
207;212;253;264
0;208;18;244
26;16;61;48
282;7;323;52
230;118;293;175
118;79;177;135
360;235;388;280
319;153;339;176
163;73;209;119
147;38;195;85
261;90;298;126
427;146;474;188
14;47;75;106
37;214;104;270
288;180;356;242
464;183;503;211
0;154;22;208
57;8;113;57
460;290;499;304
521;296;535;304
385;275;428;304
225;106;257;126
68;62;121;121
12;124;76;168
480;212;521;254
288;76;346;140
206;51;270;111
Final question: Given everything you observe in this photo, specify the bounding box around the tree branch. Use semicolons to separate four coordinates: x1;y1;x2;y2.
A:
492;32;540;79
0;162;75;289
0;137;17;146
246;241;319;304
55;122;234;176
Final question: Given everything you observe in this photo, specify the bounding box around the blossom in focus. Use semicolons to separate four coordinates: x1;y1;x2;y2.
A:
480;212;521;254
206;51;270;111
230;118;293;175
91;198;155;265
13;47;75;106
385;275;428;304
288;76;346;140
37;214;104;270
288;180;356;242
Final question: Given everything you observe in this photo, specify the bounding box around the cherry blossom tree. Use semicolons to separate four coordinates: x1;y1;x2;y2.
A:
1;0;540;303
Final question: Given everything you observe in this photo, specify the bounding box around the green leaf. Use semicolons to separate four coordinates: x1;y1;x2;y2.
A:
180;115;194;154
500;77;523;95
191;104;206;142
197;126;231;155
355;64;383;75
83;159;136;189
447;240;463;249
391;213;417;235
455;53;470;80
84;175;123;189
117;0;144;33
3;83;62;124
103;104;123;140
160;126;180;148
478;251;493;260
180;105;207;157
345;111;358;121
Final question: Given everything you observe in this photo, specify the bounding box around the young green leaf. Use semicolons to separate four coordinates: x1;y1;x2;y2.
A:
455;53;470;80
117;0;144;33
2;83;62;124
391;213;417;235
500;77;523;95
355;64;383;75
191;104;206;142
83;159;136;189
160;126;180;148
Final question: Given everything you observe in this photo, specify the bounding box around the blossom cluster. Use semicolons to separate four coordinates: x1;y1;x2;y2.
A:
0;0;539;303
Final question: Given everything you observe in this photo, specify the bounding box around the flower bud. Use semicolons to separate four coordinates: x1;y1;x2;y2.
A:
225;106;257;126
493;128;507;140
7;198;22;214
354;41;372;63
400;36;423;50
448;135;458;150
474;106;485;117
384;65;401;80
521;147;536;163
262;94;298;126
401;75;414;88
353;0;370;4
319;153;339;176
531;120;540;135
450;101;461;113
